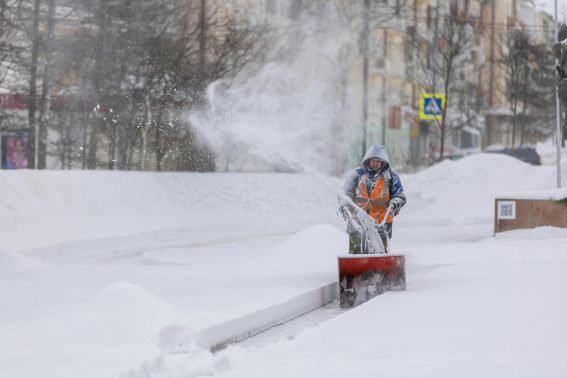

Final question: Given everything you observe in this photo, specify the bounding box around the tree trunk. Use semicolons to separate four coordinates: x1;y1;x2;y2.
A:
127;127;137;170
140;95;152;170
87;0;108;169
519;66;529;147
511;100;518;150
439;76;451;160
155;109;164;171
81;120;88;169
509;64;519;150
510;73;519;151
38;0;56;169
28;0;40;169
439;119;446;160
109;124;117;170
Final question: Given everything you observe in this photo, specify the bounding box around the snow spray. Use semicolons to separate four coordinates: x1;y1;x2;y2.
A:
190;9;355;177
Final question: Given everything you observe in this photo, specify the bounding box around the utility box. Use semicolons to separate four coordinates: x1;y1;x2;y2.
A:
494;196;567;234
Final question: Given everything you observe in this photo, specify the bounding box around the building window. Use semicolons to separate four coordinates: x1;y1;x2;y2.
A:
289;0;302;20
389;106;401;129
266;0;276;14
450;2;458;17
404;39;414;79
404;39;413;64
383;30;388;58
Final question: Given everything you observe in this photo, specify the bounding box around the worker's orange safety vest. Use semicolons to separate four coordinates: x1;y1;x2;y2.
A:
355;173;393;224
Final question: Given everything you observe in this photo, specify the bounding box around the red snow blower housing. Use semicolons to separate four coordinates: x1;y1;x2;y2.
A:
337;196;406;308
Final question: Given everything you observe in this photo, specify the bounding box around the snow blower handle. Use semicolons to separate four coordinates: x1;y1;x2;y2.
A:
337;197;363;236
378;204;394;227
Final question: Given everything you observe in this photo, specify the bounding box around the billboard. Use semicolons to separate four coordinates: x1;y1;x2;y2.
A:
1;130;29;169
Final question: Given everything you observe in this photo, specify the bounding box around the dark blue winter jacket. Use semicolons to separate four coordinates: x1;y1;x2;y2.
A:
343;144;406;206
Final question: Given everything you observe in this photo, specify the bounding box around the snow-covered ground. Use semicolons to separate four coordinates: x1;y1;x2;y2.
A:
2;153;567;378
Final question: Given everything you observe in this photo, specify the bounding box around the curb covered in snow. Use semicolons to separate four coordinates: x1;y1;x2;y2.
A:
193;282;338;352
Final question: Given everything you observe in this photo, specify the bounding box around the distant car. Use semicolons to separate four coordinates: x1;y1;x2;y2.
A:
485;147;541;166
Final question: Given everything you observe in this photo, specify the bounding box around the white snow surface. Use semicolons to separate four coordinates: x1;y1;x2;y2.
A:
2;153;567;378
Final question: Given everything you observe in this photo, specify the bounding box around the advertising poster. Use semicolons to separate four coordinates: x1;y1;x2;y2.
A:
1;131;29;169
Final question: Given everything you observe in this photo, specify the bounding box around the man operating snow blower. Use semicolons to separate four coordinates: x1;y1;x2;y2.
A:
343;144;406;254
336;144;407;307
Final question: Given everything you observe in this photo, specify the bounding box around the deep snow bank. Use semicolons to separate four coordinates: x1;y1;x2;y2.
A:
1;153;562;251
399;153;558;225
0;171;341;251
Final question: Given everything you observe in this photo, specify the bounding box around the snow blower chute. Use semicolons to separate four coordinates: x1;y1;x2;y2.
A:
337;196;406;308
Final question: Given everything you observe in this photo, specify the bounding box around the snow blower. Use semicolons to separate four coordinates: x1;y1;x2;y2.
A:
337;196;406;308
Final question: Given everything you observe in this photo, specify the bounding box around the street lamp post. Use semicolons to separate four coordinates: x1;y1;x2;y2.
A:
555;0;563;188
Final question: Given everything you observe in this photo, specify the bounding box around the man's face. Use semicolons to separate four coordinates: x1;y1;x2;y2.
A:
368;158;384;171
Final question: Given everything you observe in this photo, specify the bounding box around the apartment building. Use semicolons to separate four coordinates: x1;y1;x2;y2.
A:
251;0;558;167
244;0;493;168
480;0;556;148
246;0;427;168
1;0;555;171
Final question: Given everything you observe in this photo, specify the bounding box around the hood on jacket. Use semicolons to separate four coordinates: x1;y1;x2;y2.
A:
361;144;391;171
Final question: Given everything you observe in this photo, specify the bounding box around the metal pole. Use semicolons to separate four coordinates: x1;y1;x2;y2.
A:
362;0;370;157
431;0;439;92
35;122;39;169
555;0;562;188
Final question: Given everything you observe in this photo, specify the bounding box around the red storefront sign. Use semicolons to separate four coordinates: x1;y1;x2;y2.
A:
0;93;119;112
0;94;27;110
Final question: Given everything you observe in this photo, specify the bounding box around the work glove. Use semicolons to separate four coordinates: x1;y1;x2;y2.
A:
389;197;405;216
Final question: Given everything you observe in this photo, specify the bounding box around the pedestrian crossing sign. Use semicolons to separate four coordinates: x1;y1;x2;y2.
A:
419;93;445;120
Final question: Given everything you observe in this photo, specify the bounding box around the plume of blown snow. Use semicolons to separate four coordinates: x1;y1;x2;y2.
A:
190;11;353;175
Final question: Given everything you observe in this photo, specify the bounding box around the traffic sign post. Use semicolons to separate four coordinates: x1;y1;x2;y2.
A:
419;93;445;120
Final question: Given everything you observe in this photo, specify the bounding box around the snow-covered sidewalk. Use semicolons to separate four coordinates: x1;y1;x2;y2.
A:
0;172;343;378
205;227;567;378
2;154;567;378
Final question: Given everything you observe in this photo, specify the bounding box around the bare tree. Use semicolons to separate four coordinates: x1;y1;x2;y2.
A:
27;0;40;169
53;0;270;171
503;28;556;148
0;1;25;150
49;98;84;169
524;41;556;144
503;28;530;149
346;0;409;159
37;0;56;169
12;0;78;168
412;1;483;160
129;0;270;171
0;1;24;88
